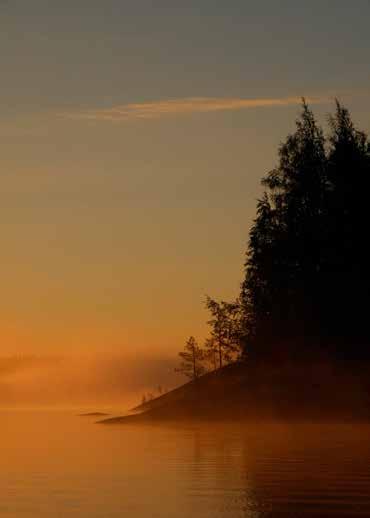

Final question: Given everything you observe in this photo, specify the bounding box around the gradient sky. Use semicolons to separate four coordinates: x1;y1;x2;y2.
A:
1;0;370;358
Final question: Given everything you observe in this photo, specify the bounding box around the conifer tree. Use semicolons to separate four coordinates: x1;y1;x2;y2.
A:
176;336;206;380
324;101;370;353
205;296;243;367
242;101;328;354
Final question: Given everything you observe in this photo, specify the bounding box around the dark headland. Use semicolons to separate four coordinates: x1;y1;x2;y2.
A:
99;359;370;424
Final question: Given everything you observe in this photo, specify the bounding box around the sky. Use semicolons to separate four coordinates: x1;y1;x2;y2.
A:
1;1;370;397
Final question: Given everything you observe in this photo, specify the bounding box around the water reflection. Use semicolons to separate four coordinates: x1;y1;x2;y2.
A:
1;412;370;517
182;427;260;517
169;423;370;517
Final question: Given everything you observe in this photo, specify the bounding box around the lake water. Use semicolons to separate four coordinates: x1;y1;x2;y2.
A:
1;411;370;517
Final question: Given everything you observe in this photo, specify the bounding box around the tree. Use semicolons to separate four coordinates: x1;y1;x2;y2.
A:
240;100;370;360
176;336;206;380
241;101;328;356
205;296;243;368
323;101;370;353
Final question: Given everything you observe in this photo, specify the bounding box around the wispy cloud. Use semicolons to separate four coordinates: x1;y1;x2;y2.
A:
62;95;329;122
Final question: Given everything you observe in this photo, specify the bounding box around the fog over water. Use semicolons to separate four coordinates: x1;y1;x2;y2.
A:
0;353;179;409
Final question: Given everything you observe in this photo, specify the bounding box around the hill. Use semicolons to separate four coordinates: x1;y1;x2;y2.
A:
99;359;370;424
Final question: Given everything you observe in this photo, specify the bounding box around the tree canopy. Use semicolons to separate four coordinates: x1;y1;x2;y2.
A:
241;101;370;361
176;336;206;381
176;101;370;382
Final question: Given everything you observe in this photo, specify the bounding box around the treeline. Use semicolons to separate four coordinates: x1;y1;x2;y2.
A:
176;297;243;380
176;297;244;380
177;100;370;378
242;101;370;361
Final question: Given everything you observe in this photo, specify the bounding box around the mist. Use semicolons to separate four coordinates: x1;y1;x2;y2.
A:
0;352;180;409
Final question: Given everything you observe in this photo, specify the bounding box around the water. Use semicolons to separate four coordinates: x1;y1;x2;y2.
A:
1;411;370;517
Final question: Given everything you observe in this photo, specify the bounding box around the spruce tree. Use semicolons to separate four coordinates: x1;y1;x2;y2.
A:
324;102;370;355
242;102;328;355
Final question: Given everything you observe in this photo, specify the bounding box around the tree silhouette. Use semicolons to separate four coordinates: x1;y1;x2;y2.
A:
176;101;369;376
176;336;206;380
241;100;370;361
205;296;243;367
323;101;370;354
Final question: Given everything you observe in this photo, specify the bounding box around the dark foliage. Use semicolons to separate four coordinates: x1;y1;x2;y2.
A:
176;336;206;381
241;101;370;361
205;296;243;368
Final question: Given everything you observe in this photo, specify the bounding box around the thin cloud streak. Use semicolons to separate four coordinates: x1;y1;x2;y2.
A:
63;96;329;122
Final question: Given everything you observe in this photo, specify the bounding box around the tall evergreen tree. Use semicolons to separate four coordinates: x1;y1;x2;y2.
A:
238;101;370;359
242;101;328;357
323;101;370;355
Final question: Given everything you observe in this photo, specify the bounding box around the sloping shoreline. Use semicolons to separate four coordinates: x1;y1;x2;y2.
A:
97;360;370;425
